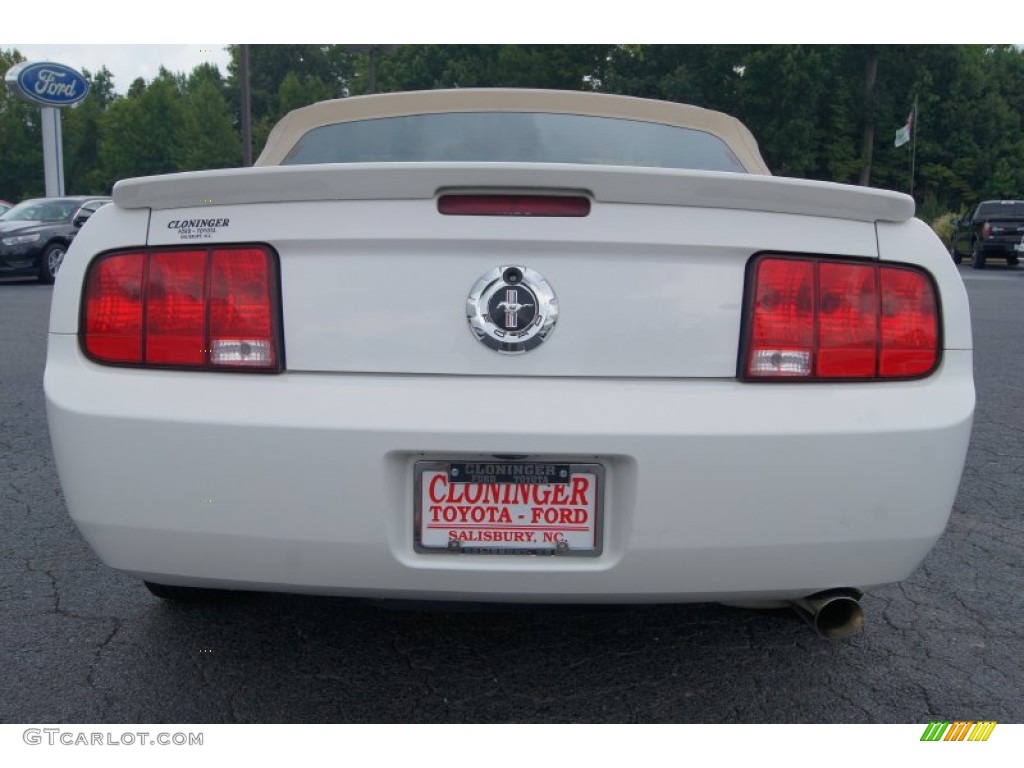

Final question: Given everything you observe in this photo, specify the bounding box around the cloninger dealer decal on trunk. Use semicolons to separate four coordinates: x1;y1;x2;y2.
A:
165;218;231;241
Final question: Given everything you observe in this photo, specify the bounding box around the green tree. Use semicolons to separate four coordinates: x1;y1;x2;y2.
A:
63;66;117;194
277;70;333;114
368;44;610;94
180;65;240;170
731;45;837;178
0;48;44;200
870;45;1024;207
226;45;353;157
604;45;747;112
100;69;186;183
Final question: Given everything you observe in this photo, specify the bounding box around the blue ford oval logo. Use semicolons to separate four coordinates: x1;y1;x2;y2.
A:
7;62;89;107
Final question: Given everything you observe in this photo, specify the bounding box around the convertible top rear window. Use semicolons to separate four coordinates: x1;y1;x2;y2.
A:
281;112;749;173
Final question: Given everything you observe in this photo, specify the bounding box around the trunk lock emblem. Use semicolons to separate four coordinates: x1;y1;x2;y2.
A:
467;266;558;354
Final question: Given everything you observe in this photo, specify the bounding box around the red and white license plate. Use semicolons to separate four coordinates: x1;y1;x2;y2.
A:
415;461;603;555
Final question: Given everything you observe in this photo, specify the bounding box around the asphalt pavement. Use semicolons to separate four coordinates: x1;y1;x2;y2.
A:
1;267;1021;723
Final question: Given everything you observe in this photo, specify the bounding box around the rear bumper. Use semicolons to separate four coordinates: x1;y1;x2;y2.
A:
44;335;975;603
977;240;1022;256
0;248;41;274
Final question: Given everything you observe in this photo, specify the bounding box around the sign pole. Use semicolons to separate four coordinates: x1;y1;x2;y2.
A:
4;61;88;196
40;106;65;196
909;95;918;198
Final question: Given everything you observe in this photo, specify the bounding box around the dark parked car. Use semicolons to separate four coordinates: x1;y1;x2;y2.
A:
0;196;111;283
950;200;1024;269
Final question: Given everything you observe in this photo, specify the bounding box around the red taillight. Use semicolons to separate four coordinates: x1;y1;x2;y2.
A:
82;246;281;371
438;194;590;217
743;255;939;381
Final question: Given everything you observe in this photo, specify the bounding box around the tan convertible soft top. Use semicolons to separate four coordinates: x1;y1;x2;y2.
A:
255;88;771;175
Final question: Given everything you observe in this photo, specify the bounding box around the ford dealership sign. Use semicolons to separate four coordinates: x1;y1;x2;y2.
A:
4;61;89;107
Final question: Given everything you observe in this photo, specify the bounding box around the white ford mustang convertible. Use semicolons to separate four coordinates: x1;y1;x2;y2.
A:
44;89;974;638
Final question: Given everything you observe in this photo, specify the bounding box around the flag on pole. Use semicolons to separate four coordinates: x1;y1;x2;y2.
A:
895;109;913;148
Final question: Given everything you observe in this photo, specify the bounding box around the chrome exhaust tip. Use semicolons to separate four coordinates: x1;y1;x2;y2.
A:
791;589;864;640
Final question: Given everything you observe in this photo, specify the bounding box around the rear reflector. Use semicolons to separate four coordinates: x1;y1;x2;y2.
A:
83;245;281;371
743;255;939;380
438;194;590;217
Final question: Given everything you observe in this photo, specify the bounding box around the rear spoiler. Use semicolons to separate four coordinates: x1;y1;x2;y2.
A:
113;163;915;224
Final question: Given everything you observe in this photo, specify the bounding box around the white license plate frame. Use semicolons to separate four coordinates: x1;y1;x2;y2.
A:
414;460;604;556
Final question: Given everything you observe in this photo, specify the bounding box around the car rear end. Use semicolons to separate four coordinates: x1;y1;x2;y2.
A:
972;200;1024;265
43;160;974;605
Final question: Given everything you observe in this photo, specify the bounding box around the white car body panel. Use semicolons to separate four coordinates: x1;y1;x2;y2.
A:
45;96;974;606
45;335;973;601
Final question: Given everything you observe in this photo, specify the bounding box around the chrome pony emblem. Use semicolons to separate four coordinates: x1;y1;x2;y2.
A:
495;289;535;328
467;266;557;354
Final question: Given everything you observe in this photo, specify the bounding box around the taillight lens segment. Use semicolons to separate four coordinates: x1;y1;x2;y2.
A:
146;250;206;365
83;246;281;371
743;255;939;381
82;252;145;364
